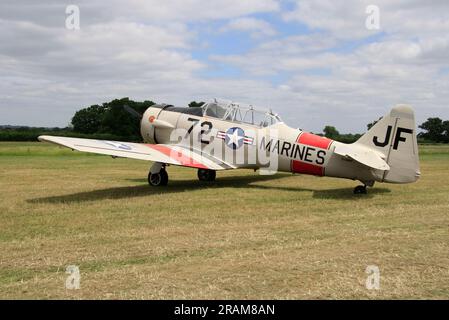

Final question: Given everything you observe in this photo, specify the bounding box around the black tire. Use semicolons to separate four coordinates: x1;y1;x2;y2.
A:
148;169;168;186
353;185;367;194
197;169;216;182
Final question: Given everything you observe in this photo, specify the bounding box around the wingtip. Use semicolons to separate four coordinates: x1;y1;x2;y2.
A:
37;135;48;142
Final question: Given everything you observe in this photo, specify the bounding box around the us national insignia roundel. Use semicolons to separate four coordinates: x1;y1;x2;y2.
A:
216;127;254;149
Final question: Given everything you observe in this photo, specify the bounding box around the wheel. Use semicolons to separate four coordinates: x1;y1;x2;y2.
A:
197;169;216;182
148;168;168;186
353;185;367;194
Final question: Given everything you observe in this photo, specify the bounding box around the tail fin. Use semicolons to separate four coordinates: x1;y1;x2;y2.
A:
356;104;420;183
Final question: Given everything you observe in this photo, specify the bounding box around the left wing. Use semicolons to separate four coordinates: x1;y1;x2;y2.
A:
38;135;234;170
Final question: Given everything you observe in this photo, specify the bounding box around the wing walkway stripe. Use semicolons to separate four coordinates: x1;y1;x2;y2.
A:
146;144;208;169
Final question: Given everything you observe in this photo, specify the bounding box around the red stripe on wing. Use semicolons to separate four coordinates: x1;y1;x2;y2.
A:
291;160;324;176
146;144;208;169
297;132;333;150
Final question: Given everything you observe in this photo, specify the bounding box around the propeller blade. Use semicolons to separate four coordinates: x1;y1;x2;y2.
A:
124;104;142;119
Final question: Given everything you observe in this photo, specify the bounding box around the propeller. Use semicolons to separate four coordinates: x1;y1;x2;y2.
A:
123;104;143;119
123;104;173;129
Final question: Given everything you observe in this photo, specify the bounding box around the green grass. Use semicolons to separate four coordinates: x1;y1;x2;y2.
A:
0;142;448;299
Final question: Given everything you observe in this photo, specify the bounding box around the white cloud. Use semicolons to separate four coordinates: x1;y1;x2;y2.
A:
284;0;449;39
210;0;449;131
1;0;449;133
0;0;280;26
220;17;276;38
123;0;280;22
283;0;376;39
0;0;281;127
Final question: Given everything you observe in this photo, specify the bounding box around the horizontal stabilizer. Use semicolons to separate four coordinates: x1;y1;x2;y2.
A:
334;143;390;171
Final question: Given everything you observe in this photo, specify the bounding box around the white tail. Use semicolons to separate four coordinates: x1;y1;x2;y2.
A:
356;105;420;183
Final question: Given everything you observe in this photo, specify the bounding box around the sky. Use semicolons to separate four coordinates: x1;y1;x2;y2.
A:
1;0;448;133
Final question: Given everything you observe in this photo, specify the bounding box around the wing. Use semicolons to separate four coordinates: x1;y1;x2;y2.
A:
38;135;234;171
334;143;390;171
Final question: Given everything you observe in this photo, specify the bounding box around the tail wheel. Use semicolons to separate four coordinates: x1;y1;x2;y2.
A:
197;169;216;182
148;168;168;186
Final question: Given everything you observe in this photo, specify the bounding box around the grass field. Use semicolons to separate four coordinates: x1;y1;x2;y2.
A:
0;142;448;299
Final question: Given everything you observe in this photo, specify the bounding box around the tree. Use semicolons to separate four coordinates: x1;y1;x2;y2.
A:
419;117;445;142
189;101;205;108
71;104;106;134
100;98;136;137
323;126;340;139
367;117;382;130
71;98;155;140
100;98;155;138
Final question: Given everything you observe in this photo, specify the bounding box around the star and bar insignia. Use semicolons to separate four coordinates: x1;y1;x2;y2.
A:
217;127;254;149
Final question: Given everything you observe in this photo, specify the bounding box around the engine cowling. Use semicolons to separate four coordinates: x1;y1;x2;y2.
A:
140;105;163;143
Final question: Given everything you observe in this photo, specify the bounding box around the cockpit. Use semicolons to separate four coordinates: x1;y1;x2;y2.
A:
202;99;282;127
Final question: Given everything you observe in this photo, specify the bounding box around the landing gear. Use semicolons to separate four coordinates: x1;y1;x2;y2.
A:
197;169;216;182
148;169;168;186
148;163;168;186
353;185;367;194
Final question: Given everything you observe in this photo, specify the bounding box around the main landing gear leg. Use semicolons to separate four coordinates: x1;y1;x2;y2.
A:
148;162;168;186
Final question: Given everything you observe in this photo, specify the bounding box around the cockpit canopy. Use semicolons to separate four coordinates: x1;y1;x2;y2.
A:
202;99;282;127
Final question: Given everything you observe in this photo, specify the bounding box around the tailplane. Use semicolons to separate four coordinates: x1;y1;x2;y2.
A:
355;105;420;183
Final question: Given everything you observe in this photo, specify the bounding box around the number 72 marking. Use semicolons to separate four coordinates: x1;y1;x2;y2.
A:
186;118;213;144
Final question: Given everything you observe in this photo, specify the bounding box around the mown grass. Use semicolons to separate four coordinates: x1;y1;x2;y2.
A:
0;142;448;299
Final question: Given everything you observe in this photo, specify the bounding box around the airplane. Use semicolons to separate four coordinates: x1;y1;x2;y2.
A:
39;99;420;194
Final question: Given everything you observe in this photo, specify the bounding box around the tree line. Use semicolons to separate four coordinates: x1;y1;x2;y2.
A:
321;117;449;143
0;97;448;143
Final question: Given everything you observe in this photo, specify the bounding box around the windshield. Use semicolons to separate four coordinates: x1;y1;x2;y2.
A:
202;99;282;127
204;102;228;119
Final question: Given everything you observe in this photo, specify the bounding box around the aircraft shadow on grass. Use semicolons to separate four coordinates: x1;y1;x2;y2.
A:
28;174;391;204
